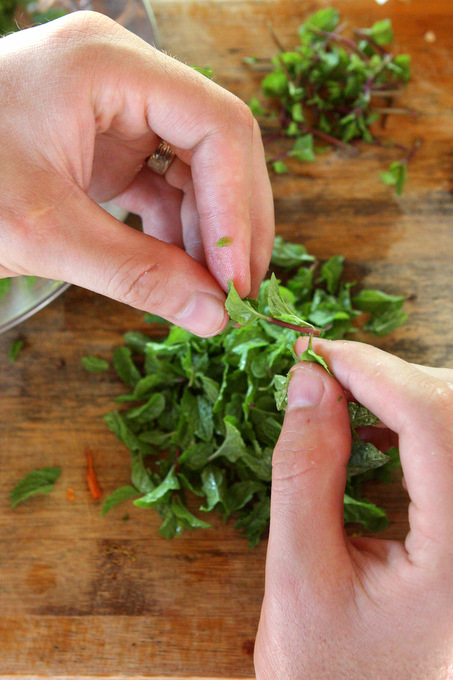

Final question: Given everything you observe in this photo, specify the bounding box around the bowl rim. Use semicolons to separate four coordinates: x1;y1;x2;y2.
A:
0;282;72;335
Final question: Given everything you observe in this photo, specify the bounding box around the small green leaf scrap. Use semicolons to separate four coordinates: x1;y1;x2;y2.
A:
215;237;234;247
379;161;407;196
10;467;62;508
81;356;110;372
8;339;25;363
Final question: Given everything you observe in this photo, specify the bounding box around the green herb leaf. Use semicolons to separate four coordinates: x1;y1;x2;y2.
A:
289;134;315;162
379;161;407;196
317;255;344;295
343;493;389;532
267;273;315;328
134;465;180;508
271;236;315;269
225;281;268;326
244;8;414;191
347;441;391;476
301;7;340;34
10;467;61;508
171;495;211;529
113;346;142;386
352;289;406;315
81;355;109;372
249;97;266;116
299;336;332;375
215;237;234;247
8;339;25;363
272;160;290;174
348;402;380;428
101;486;139;516
368;18;394;46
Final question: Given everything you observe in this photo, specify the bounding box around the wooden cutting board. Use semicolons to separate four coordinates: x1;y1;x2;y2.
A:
1;0;452;677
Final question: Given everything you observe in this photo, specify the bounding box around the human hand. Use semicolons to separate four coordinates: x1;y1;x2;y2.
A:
255;338;453;680
0;11;274;336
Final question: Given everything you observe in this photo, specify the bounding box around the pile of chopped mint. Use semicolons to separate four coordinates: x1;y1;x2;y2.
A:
246;7;420;195
100;237;405;547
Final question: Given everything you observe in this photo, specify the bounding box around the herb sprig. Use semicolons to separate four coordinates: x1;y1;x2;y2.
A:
101;237;403;546
246;7;420;194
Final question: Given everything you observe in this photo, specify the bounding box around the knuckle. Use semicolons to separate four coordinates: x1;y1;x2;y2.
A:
108;260;168;312
432;382;453;417
46;10;118;44
272;434;317;489
421;376;453;427
231;94;255;129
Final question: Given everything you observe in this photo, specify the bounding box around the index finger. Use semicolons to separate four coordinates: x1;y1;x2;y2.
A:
136;48;274;296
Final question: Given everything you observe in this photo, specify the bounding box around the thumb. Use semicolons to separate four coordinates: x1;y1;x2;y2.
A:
268;361;352;575
9;192;229;338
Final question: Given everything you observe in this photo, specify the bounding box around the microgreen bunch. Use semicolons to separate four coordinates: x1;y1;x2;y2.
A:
246;7;420;194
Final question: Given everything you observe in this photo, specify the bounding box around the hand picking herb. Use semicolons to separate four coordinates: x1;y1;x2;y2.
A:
246;7;421;194
10;467;61;508
99;237;403;547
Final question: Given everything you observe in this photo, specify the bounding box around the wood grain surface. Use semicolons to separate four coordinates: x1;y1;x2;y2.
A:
1;0;453;677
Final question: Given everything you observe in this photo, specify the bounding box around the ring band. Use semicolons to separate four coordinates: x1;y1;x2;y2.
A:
147;140;176;175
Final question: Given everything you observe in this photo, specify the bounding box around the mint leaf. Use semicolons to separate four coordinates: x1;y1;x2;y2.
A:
348;441;391;476
271;236;315;269
101;486;139;516
225;281;267;326
113;346;142;386
379;161;407;196
272;160;289;174
352;289;405;315
317;255;344;295
343;493;389;532
81;355;109;372
134;466;180;507
369;18;394;46
10;467;61;508
9;339;25;363
302;7;340;34
348;402;380;428
299;336;332;375
267;273;315;329
289;134;315;162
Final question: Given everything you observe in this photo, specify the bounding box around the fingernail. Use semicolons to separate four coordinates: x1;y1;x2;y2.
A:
287;365;325;410
175;292;227;337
